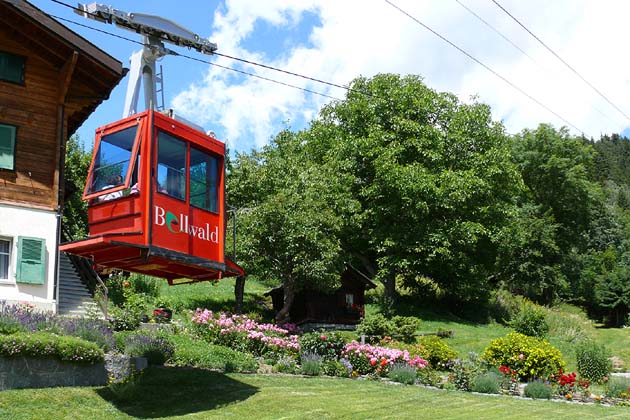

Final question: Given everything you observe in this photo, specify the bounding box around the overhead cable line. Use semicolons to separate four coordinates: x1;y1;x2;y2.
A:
454;0;535;63
383;0;585;134
490;0;630;123
455;0;618;127
49;0;378;100
49;13;343;102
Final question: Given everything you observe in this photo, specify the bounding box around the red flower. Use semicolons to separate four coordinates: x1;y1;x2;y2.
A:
320;335;327;340
123;281;130;287
370;359;377;366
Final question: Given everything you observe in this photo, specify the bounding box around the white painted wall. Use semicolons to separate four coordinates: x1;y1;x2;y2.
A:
0;203;58;312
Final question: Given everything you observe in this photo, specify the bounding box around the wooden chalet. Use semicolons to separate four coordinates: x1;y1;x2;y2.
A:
0;0;125;312
265;265;377;327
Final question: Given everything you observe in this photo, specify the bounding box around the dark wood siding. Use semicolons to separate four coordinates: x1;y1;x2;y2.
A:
0;32;59;210
0;1;124;212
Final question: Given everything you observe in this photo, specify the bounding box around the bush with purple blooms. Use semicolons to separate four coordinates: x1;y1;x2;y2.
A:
0;301;115;351
123;333;174;365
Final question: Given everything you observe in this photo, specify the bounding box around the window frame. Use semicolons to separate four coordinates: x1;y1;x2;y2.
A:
0;50;26;86
156;129;187;202
83;119;143;201
0;123;17;171
0;237;11;283
189;146;221;214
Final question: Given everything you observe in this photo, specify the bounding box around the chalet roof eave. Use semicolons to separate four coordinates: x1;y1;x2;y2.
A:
7;0;123;76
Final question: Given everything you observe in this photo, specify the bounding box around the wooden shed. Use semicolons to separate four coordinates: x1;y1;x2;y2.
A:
265;265;377;327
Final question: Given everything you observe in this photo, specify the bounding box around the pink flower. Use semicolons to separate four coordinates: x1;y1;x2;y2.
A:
518;353;524;360
320;335;327;340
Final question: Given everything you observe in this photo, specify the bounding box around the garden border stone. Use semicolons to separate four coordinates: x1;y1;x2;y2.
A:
0;354;148;390
0;356;108;390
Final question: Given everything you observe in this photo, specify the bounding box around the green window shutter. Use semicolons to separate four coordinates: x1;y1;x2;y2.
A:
16;236;46;285
0;124;16;170
0;52;25;84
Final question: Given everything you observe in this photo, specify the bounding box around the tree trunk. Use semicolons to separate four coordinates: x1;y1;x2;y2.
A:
234;275;246;314
275;276;296;324
381;269;397;316
383;268;397;302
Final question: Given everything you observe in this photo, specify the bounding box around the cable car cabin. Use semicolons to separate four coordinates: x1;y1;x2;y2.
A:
60;110;244;285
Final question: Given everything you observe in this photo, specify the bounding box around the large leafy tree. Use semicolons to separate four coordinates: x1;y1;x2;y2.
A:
508;125;608;303
511;125;600;253
306;74;521;302
228;130;359;323
63;135;91;239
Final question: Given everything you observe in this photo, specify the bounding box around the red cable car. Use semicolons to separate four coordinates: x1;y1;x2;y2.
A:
60;110;244;284
61;3;244;284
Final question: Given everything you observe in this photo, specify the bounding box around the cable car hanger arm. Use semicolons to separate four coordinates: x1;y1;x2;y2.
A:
75;2;217;54
75;2;217;118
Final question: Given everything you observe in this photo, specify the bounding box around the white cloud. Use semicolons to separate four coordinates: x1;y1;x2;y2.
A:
172;0;630;149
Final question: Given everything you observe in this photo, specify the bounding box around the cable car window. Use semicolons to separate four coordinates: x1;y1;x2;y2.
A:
86;125;138;195
157;131;186;200
190;147;219;213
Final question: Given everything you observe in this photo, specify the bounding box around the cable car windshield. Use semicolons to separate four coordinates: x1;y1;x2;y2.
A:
86;125;138;195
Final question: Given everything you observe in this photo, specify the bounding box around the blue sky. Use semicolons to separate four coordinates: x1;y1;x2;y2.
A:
31;0;630;153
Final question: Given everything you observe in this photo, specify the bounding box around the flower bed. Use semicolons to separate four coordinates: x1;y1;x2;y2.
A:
190;309;299;361
342;341;428;376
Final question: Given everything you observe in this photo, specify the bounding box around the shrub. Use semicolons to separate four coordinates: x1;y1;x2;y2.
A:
190;309;299;360
321;359;351;377
123;333;174;365
509;303;549;338
168;334;258;372
0;331;103;364
0;302;115;350
546;305;592;344
606;376;630;398
356;314;394;343
575;340;612;383
391;316;421;343
481;332;565;380
388;362;417;385
110;305;143;331
489;289;524;324
417;336;457;370
448;356;483;391
0;302;55;333
471;371;501;394
417;367;442;387
524;380;553;399
273;355;300;374
341;341;427;376
300;331;346;360
57;317;115;351
300;352;322;376
0;314;23;335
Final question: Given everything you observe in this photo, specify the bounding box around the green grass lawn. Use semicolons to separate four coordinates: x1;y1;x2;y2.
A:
593;327;630;370
1;367;628;420
157;276;274;318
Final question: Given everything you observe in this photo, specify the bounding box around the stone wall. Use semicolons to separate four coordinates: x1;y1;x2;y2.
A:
0;355;147;390
0;357;108;390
